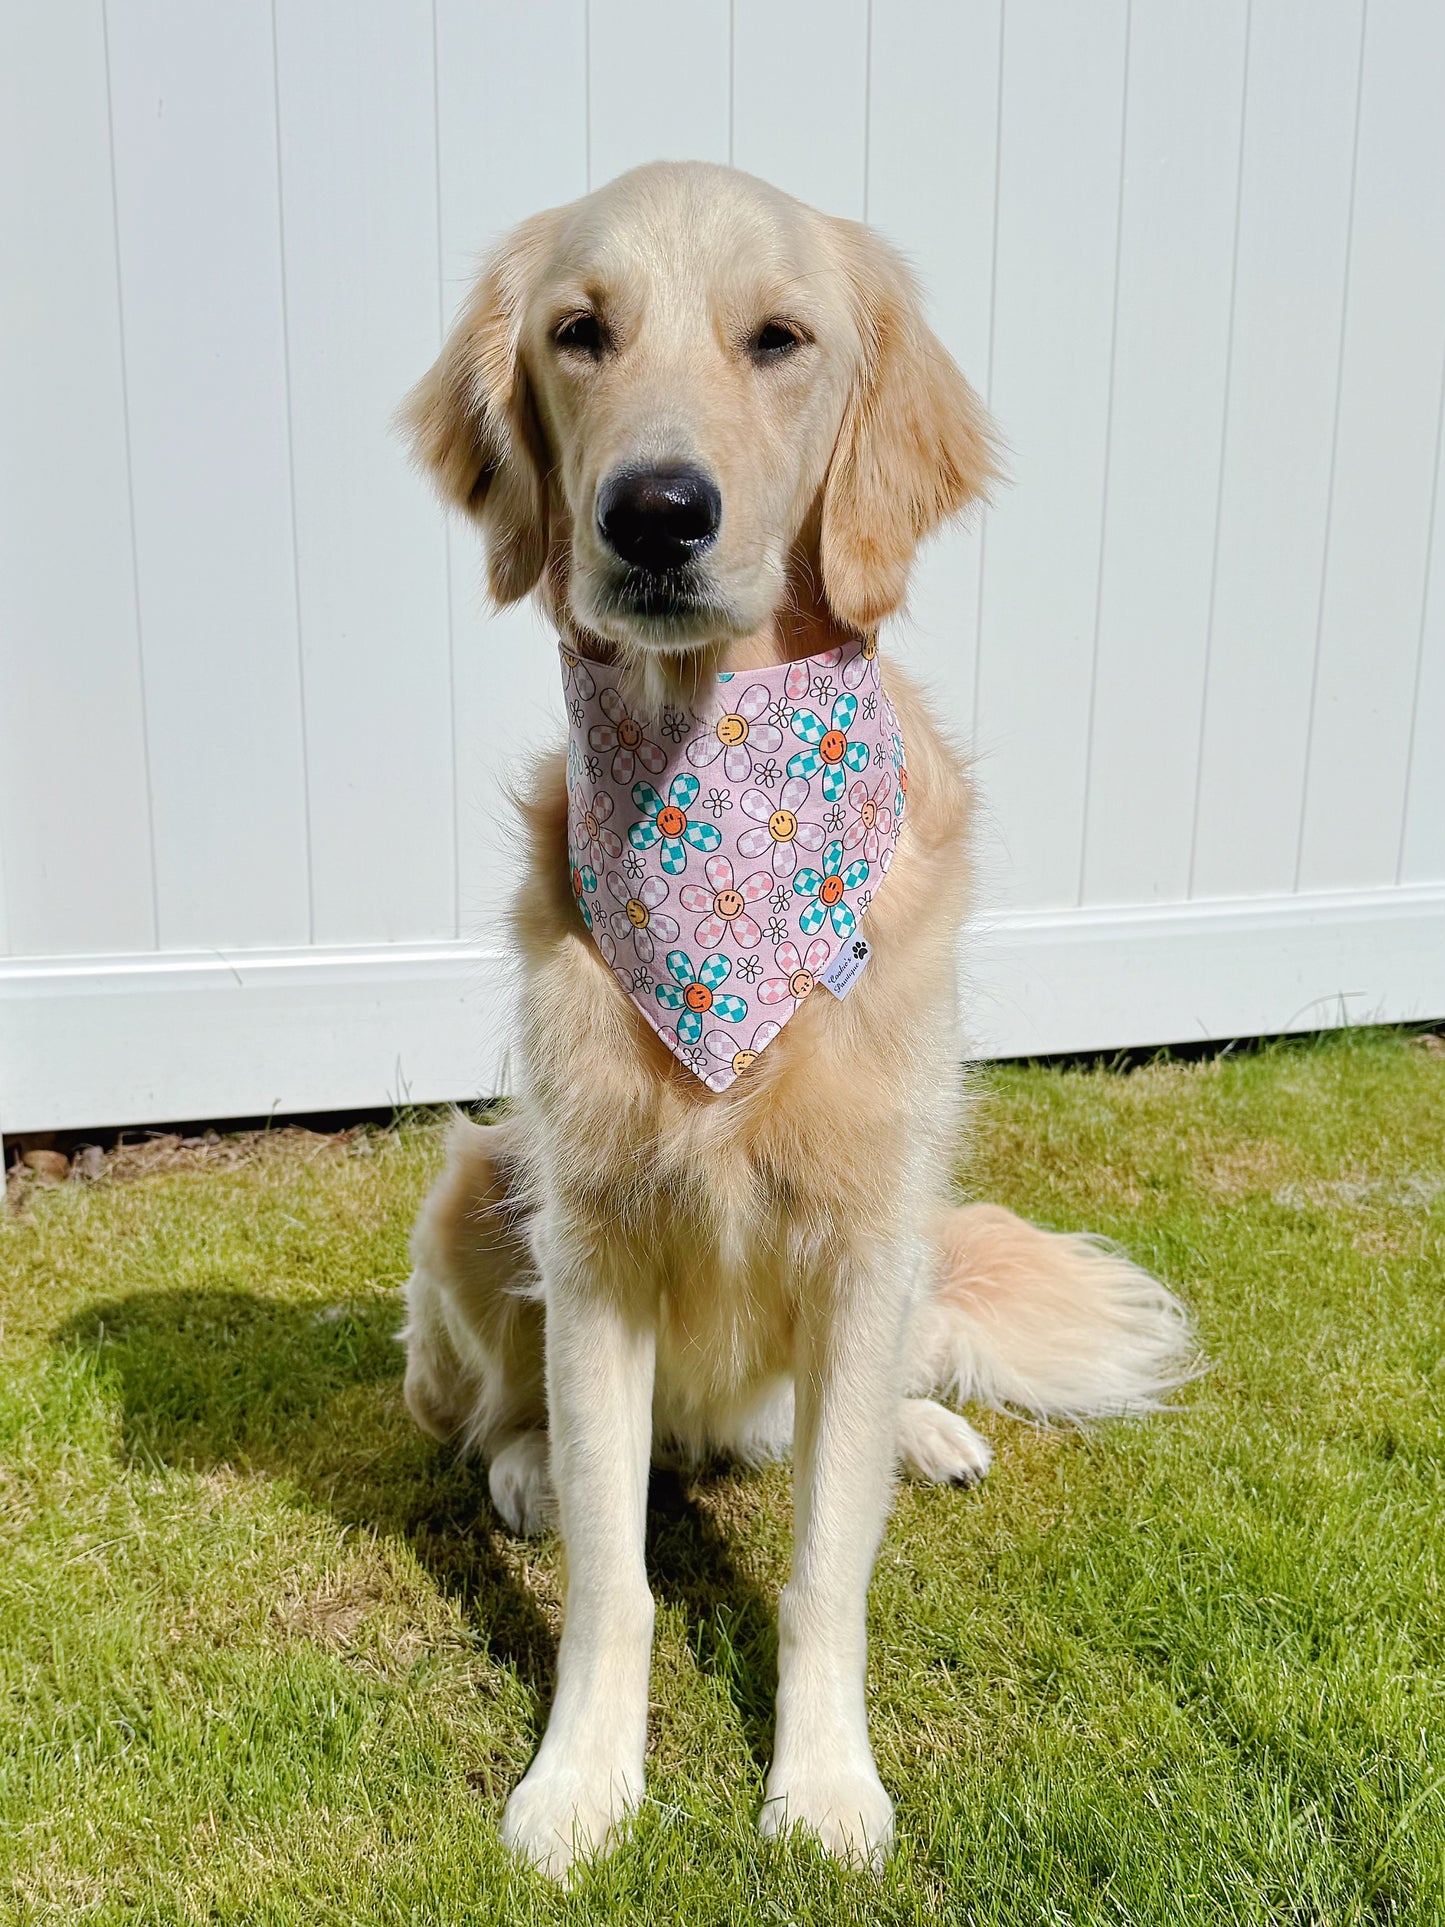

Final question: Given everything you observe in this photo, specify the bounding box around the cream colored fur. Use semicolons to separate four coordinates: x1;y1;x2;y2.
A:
398;161;1194;1880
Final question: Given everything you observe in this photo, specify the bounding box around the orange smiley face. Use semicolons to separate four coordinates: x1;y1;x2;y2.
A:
819;874;844;907
716;713;749;746
768;809;798;842
859;798;877;829
684;982;713;1013
819;729;847;764
656;804;686;838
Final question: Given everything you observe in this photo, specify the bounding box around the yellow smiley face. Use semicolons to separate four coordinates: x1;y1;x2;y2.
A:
731;1049;758;1074
714;889;745;921
716;713;749;747
617;717;642;749
769;809;798;842
625;898;650;927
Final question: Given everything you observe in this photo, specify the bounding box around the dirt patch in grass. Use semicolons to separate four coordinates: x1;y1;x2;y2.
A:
1274;1171;1445;1212
1193;1136;1300;1199
4;1122;392;1216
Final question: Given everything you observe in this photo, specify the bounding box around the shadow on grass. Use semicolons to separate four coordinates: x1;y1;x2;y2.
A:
52;1287;777;1768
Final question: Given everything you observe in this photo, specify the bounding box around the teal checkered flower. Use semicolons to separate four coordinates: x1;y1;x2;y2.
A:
653;950;748;1045
786;691;873;801
793;840;869;940
628;772;721;876
568;844;599;928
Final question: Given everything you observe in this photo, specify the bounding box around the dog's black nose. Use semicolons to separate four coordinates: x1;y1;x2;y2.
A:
596;465;721;573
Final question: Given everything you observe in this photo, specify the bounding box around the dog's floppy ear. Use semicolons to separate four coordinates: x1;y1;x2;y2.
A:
399;211;556;605
820;226;1000;632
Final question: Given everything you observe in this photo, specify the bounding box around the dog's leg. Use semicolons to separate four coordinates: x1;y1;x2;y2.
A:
399;1257;477;1442
760;1237;915;1865
500;1256;656;1881
401;1116;549;1488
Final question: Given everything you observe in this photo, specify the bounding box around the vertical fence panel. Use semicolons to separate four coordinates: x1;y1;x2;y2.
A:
1296;1;1445;891
588;0;731;180
1080;0;1248;906
1400;398;1445;885
107;2;309;949
731;0;869;217
1190;3;1363;900
274;0;455;945
435;0;589;943
974;0;1129;909
0;1;156;956
865;0;1002;746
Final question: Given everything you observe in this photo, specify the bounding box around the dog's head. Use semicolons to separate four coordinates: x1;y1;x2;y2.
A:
402;162;997;664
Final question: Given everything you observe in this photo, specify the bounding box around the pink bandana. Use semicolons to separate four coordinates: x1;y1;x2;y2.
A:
562;634;906;1091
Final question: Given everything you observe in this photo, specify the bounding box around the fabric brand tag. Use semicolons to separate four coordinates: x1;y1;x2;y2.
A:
818;935;874;1000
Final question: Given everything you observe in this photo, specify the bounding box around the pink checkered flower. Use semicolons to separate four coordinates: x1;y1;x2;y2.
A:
680;855;771;950
686;681;785;784
736;776;828;878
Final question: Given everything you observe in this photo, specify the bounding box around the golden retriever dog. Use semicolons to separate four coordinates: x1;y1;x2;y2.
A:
398;161;1192;1878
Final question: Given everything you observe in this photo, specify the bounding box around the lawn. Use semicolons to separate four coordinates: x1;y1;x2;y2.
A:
1;1030;1442;1926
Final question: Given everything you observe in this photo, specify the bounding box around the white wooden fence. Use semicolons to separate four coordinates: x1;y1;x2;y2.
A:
2;1;1442;1132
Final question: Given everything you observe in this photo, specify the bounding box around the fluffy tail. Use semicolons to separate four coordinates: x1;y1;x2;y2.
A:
910;1203;1199;1423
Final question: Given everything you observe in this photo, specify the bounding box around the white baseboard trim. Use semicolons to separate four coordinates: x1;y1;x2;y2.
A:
964;882;1445;1059
0;939;515;1136
2;885;1442;1133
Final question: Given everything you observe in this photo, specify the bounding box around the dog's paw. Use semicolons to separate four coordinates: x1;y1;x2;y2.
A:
488;1430;556;1537
501;1756;639;1881
759;1760;895;1868
896;1396;993;1488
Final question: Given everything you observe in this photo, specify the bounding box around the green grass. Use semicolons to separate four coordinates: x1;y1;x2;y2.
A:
1;1030;1443;1925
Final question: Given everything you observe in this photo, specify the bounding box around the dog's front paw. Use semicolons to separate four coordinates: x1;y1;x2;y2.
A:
501;1755;640;1881
759;1758;895;1868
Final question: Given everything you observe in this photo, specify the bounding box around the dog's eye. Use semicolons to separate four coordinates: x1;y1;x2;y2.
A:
554;312;605;356
751;320;804;361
